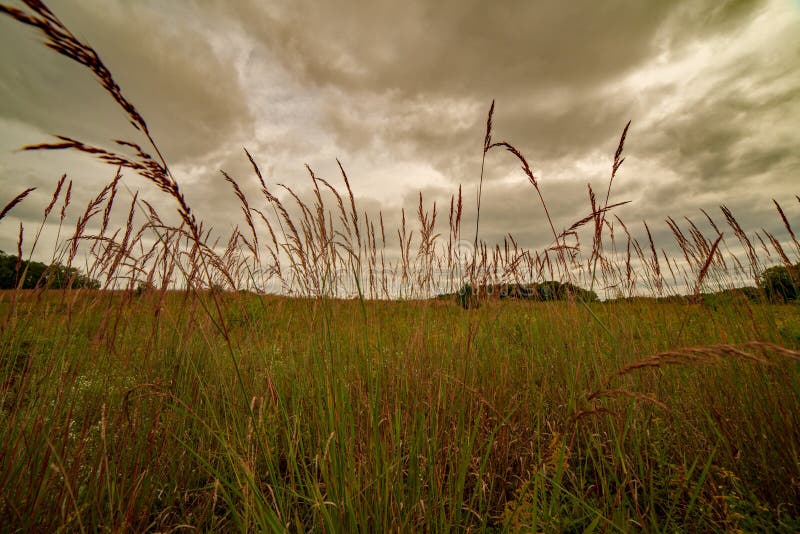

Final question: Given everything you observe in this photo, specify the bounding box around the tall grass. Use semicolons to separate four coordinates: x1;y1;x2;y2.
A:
1;1;799;531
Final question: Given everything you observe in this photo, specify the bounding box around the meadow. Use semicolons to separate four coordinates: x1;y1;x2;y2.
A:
1;1;800;531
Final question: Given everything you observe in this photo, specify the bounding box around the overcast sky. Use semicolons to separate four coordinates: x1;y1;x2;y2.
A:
1;0;798;270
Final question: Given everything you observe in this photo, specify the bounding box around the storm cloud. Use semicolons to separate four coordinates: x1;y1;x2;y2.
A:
0;0;797;265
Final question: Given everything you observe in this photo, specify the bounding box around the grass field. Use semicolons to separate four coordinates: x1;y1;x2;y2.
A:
1;290;799;531
1;1;800;531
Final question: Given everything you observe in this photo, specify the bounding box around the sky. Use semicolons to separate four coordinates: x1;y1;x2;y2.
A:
0;0;798;276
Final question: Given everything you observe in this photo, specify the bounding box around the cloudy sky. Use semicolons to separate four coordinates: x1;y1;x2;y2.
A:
0;0;798;269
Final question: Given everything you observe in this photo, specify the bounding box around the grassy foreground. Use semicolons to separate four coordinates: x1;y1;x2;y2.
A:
2;289;799;531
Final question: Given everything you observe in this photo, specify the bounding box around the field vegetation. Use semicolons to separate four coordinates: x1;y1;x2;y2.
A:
1;1;799;531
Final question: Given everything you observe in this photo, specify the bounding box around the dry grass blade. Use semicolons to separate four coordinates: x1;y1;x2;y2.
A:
474;100;495;257
337;159;361;259
483;100;495;153
99;169;122;236
773;198;800;258
60;179;72;221
721;204;758;280
568;406;618;426
606;341;800;384
15;222;23;276
488;141;536;187
587;389;671;413
2;2;203;248
643;221;663;295
44;174;66;218
585;121;632;295
762;228;791;267
742;341;800;361
0;187;36;222
612;120;631;176
486;132;570;277
581;342;800;425
692;233;723;297
700;208;723;238
563;200;632;236
221;169;258;257
0;1;150;141
243;147;267;194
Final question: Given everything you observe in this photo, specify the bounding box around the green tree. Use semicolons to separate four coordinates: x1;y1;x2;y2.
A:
758;263;799;303
0;250;100;290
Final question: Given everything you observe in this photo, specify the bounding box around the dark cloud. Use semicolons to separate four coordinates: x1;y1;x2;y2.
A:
0;0;797;271
230;0;714;95
656;0;771;48
224;0;777;187
0;0;253;163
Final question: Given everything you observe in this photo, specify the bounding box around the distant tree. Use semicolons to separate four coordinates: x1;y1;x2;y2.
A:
758;263;799;303
735;286;763;301
457;283;479;309
0;250;100;290
453;280;598;307
134;281;157;297
519;281;598;302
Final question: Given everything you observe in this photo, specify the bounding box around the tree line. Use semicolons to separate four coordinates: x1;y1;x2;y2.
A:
0;250;100;289
443;262;800;309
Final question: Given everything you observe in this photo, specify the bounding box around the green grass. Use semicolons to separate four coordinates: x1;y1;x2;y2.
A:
1;289;798;531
